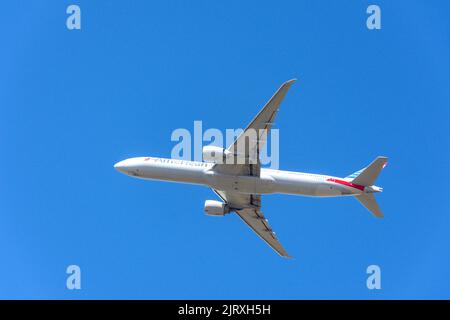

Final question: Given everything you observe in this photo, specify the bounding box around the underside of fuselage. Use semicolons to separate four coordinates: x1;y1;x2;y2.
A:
205;170;360;197
114;157;362;198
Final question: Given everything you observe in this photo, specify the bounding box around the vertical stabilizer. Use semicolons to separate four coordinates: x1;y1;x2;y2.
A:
351;156;388;186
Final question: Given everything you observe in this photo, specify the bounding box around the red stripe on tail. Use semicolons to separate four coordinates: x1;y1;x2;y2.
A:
327;178;365;191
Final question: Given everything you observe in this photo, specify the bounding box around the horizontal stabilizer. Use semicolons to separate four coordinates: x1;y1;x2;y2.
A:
355;194;384;218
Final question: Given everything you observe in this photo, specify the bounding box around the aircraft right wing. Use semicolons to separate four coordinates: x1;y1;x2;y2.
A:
212;188;291;258
235;207;291;258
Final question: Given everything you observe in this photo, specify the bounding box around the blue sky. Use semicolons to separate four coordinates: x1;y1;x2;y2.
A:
0;1;449;299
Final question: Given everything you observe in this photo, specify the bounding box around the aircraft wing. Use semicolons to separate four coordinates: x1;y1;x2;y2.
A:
212;189;291;258
235;207;291;258
211;79;296;176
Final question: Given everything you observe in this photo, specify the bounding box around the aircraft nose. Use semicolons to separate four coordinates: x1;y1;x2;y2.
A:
114;158;143;176
114;160;128;173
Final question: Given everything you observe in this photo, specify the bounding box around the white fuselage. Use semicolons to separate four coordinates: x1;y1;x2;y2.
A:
114;157;368;197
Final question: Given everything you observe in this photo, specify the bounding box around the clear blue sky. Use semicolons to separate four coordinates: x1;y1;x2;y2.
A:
0;1;448;299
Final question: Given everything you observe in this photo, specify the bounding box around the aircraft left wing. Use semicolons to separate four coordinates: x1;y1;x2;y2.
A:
212;79;296;176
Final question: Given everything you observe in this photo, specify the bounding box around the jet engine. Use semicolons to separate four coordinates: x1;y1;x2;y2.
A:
204;200;230;216
202;146;232;163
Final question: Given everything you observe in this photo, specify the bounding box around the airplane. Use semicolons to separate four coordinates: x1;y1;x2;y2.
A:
114;79;388;258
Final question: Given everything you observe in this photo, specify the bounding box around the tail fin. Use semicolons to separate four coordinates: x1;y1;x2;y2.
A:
355;194;383;218
348;156;388;186
350;156;388;218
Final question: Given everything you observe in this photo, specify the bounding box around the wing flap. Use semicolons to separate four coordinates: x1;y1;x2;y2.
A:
211;79;296;176
235;207;291;258
228;79;296;164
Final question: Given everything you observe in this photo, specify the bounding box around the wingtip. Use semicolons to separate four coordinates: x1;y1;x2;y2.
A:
285;78;297;85
280;251;294;259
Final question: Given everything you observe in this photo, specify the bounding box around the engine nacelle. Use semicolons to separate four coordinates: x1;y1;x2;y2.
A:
204;200;230;216
202;146;232;163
